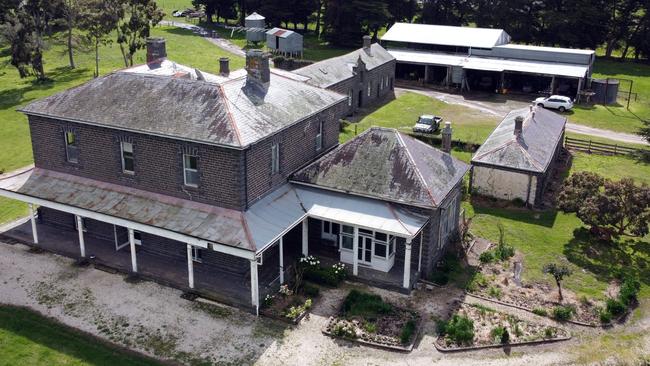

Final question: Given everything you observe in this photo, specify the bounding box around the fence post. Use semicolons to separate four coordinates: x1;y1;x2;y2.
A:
614;144;618;155
588;140;592;153
355;124;357;136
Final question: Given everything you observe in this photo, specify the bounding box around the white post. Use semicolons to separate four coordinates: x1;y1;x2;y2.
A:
128;228;138;273
279;237;284;284
76;215;85;258
250;259;259;316
187;244;194;289
352;226;359;276
301;219;308;256
29;204;38;244
418;234;423;272
403;238;412;289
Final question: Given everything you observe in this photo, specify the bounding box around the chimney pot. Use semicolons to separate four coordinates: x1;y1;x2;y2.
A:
146;37;167;64
442;121;452;153
219;57;230;76
363;35;371;50
514;116;524;135
245;49;270;86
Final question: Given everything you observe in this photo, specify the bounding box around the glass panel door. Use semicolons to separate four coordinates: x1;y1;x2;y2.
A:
357;235;373;264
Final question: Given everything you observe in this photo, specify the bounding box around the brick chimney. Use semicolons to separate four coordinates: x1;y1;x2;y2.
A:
219;57;230;76
246;49;270;86
442;121;452;153
363;35;372;55
146;37;167;64
514;116;524;136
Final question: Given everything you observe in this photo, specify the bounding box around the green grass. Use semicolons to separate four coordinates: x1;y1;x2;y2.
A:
571;152;650;185
0;305;160;366
341;92;499;144
342;290;393;320
0;25;244;225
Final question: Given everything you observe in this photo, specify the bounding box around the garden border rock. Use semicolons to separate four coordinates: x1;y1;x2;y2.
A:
464;292;599;327
321;315;421;352
433;334;572;353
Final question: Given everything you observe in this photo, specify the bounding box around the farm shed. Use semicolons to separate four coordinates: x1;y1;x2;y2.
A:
381;23;595;99
470;106;566;206
266;28;303;57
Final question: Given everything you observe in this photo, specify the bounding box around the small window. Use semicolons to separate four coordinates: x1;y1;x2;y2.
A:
374;242;387;258
271;143;280;174
74;217;87;232
183;154;199;187
342;225;354;234
348;90;353;106
374;232;387;242
64;131;79;163
191;247;203;262
341;235;353;250
315;121;323;152
121;141;134;174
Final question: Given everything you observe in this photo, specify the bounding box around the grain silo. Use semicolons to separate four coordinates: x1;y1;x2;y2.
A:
245;12;266;43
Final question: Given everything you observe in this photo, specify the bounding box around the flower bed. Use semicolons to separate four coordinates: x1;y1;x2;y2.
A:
436;303;570;350
261;284;315;324
323;290;420;351
300;256;347;287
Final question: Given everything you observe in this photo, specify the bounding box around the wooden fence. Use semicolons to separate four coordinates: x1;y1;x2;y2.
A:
565;136;647;156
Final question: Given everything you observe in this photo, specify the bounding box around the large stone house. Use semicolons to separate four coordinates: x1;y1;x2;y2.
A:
294;36;396;116
0;39;466;314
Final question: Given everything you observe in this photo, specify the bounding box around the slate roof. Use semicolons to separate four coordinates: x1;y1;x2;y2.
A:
20;67;346;149
471;106;567;173
293;43;394;88
291;128;470;208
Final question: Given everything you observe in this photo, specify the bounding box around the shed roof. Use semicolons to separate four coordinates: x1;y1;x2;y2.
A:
494;44;595;56
266;27;301;38
293;43;394;88
381;23;510;49
20;68;346;149
291;128;469;208
471;106;567;173
245;12;265;20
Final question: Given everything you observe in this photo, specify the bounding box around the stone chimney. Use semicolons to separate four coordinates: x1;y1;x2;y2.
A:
219;57;230;76
146;37;167;64
514;116;524;135
442;121;452;153
245;49;270;86
363;35;372;55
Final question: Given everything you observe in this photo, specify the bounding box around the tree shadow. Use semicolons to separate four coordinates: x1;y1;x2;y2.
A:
0;66;89;109
470;198;558;228
563;227;650;286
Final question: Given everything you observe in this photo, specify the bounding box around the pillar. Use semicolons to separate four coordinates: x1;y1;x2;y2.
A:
128;228;138;273
187;244;194;289
576;77;583;100
76;215;85;258
301;219;308;256
250;259;259;315
424;65;430;83
279;237;285;284
352;226;359;276
403;238;412;289
418;234;423;272
550;76;556;94
29;204;38;244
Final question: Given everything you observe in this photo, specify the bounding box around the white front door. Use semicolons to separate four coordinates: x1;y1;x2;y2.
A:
357;234;373;265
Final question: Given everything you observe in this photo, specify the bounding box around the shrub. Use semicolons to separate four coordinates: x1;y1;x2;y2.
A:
488;286;502;299
430;271;450;285
332;322;357;339
606;298;626;316
263;294;275;308
552;305;574;321
500;328;510;344
284;298;312;320
363;322;377;333
490;326;506;342
494;243;515;261
400;319;417;344
598;307;612;324
513;322;523;337
618;276;641;306
479;251;494;264
302;262;346;287
444;315;475;345
532;307;548;317
436;319;448;335
544;327;556;338
342;290;393;320
466;272;489;292
301;282;320;298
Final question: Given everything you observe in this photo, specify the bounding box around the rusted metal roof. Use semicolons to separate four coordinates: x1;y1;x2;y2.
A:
472;106;566;173
20;66;346;149
293;43;394;88
291;128;469;208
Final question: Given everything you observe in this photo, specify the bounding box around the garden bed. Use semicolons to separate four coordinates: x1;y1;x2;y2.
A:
435;303;570;351
323;290;420;351
260;283;318;324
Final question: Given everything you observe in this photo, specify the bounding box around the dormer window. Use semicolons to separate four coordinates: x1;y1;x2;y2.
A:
316;121;323;152
121;141;134;174
271;142;280;174
64;131;79;163
183;154;199;187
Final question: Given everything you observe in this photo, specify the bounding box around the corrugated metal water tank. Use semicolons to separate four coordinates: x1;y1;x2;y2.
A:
591;78;619;105
245;12;266;42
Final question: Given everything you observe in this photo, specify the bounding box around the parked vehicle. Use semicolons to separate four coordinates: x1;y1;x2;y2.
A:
172;9;193;17
412;115;442;133
533;95;574;112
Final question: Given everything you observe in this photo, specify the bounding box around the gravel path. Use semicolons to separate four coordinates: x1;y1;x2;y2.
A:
396;86;649;146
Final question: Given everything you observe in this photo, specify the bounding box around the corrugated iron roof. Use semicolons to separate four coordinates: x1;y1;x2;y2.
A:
382;23;510;49
293;43;394;88
266;27;301;38
472;106;567;173
20;67;347;149
245;12;265;20
291;128;469;208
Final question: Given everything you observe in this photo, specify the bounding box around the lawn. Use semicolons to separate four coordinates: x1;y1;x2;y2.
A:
0;25;244;224
0;305;160;366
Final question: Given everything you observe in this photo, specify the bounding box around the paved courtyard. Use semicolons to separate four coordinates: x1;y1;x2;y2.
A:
0;234;647;365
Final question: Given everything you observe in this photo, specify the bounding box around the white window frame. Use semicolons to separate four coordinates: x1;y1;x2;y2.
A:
315;121;323;152
191;246;203;263
64;131;79;163
321;220;338;241
339;225;354;251
133;230;142;245
183;154;199;187
271;142;280;174
121;141;135;174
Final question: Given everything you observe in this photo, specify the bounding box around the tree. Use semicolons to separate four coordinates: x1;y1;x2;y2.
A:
421;0;472;26
323;0;389;46
603;0;642;58
542;263;572;302
558;172;650;238
116;0;163;67
61;0;82;68
78;0;122;77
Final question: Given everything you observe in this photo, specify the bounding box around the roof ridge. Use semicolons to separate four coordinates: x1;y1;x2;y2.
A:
395;131;437;206
516;141;544;171
218;84;243;146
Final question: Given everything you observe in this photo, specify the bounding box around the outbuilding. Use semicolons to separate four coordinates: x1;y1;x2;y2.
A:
469;106;566;206
266;28;303;58
245;12;266;43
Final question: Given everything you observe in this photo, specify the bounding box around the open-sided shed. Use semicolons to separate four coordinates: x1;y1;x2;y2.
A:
266;28;303;58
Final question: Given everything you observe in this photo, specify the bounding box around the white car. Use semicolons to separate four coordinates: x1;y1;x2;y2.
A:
533;95;574;112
